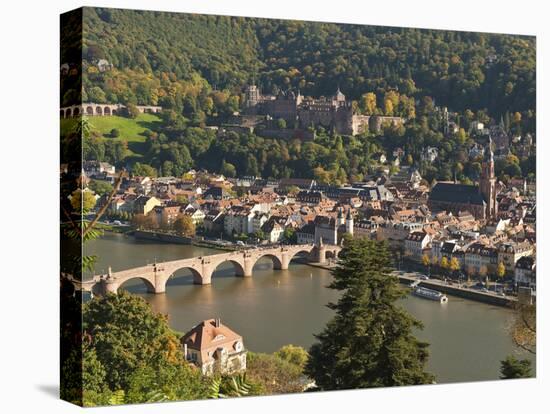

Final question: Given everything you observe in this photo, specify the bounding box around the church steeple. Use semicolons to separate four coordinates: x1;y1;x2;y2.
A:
479;135;497;219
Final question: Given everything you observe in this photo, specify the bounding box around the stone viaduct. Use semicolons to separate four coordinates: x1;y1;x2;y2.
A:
68;243;341;295
60;102;162;118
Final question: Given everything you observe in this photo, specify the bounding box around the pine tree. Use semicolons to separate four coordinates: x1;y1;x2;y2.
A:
499;355;533;379
305;237;435;390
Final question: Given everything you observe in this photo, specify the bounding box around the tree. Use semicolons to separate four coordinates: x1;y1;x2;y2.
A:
276;118;287;129
499;355;533;379
253;230;266;241
479;265;488;278
70;189;97;213
246;352;306;395
220;160;237;178
421;254;431;268
274;345;308;369
283;227;297;244
173;214;196;237
126;103;140;119
89;180;113;196
132;213;147;229
306;238;434;390
449;257;460;274
82;291;206;404
207;374;256;398
110;128;120;138
132;162;157;177
497;262;506;279
286;185;300;197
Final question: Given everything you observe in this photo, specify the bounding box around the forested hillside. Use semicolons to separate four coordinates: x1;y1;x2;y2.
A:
66;7;535;119
63;8;536;184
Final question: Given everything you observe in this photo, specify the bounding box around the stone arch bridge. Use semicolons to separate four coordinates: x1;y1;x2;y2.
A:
68;243;341;295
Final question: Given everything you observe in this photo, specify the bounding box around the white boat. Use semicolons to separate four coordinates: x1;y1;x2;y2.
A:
412;286;448;303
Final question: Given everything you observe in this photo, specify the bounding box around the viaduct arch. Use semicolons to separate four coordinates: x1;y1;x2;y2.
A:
59;103;162;119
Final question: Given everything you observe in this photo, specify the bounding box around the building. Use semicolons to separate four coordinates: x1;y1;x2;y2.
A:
203;209;225;235
296;222;316;244
314;208;354;245
428;137;497;220
515;256;536;288
465;242;498;276
181;319;246;376
377;221;423;250
244;85;402;136
404;231;432;261
133;195;161;215
497;241;534;273
261;218;285;243
154;204;181;228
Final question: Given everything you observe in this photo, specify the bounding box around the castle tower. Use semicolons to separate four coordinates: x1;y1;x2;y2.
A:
336;207;345;226
245;84;261;109
479;136;498;219
345;209;354;236
334;87;346;104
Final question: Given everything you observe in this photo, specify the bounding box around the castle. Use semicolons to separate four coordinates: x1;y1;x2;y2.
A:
244;85;402;136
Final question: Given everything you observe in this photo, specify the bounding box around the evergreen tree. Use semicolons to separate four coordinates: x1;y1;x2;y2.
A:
305;237;435;390
499;355;533;379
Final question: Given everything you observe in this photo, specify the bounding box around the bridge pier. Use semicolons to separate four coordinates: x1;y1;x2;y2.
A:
103;279;119;294
242;254;254;277
279;253;290;270
154;276;166;294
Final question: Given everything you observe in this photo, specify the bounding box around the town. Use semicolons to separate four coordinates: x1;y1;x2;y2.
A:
78;124;536;302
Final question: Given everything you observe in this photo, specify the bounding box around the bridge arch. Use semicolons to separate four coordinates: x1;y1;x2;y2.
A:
210;259;246;279
104;106;111;115
118;276;156;294
288;248;313;263
73;107;80;116
165;266;203;286
66;108;72;117
86;106;93;115
96;106;103;115
252;253;283;271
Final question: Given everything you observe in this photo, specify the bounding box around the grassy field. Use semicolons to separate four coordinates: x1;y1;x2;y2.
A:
61;113;163;158
60;113;162;142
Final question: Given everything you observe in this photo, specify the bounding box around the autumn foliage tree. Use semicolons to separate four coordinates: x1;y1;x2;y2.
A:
173;214;196;237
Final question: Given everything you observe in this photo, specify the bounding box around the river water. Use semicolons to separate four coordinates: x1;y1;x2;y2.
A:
85;232;535;384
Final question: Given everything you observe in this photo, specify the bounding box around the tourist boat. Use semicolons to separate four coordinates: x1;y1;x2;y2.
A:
412;286;448;303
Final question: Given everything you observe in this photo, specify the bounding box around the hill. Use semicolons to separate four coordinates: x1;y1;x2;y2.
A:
65;7;536;119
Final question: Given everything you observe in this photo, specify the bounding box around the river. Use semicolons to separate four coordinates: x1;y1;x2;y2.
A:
84;232;535;384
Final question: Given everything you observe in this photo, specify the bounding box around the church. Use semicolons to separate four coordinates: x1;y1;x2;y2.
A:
428;137;498;220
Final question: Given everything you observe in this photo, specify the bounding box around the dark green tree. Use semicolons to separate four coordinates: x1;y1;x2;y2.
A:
305;237;435;390
499;355;533;379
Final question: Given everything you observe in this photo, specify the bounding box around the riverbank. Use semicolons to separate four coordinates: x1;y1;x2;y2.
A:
302;260;516;308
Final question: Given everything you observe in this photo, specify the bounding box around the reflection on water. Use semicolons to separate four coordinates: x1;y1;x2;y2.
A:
85;232;535;383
